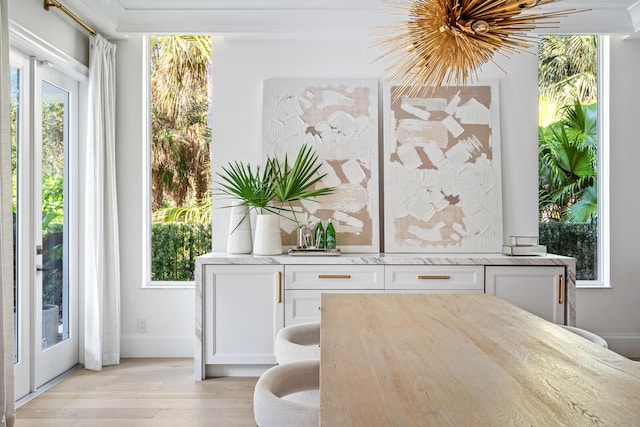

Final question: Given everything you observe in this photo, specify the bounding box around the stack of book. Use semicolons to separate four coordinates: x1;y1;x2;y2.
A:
502;236;547;256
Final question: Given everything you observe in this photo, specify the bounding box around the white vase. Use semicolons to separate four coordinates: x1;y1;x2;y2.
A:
227;202;253;254
253;214;283;256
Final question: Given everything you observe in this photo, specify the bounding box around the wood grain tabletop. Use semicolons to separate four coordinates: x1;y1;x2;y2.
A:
320;293;640;426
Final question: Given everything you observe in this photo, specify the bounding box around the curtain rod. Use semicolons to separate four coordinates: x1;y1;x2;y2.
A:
44;0;97;37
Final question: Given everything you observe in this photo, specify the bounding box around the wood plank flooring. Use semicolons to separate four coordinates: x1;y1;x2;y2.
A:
16;358;258;427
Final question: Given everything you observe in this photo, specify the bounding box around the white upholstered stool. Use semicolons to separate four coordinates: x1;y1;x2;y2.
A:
275;322;320;365
561;325;608;348
253;359;320;427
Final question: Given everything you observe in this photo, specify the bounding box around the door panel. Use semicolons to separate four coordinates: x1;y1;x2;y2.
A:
33;65;79;388
11;49;80;399
11;55;31;401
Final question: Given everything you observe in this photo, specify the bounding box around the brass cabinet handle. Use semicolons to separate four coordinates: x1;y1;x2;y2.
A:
278;271;282;304
558;274;564;304
418;275;451;280
318;274;351;279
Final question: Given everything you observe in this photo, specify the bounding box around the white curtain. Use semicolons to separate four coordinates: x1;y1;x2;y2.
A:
0;0;16;423
83;34;120;371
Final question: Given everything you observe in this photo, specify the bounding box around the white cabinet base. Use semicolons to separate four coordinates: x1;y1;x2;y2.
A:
195;253;575;379
200;265;283;379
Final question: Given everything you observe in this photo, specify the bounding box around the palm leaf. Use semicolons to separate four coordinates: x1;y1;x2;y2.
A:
214;161;275;212
569;185;598;223
272;144;335;205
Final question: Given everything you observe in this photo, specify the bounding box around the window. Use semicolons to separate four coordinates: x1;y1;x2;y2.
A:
144;35;213;286
538;35;609;286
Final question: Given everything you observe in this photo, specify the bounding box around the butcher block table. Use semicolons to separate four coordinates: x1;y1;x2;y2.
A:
319;293;640;426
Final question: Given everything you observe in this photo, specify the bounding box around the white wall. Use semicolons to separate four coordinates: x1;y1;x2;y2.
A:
116;35;534;357
114;35;640;358
9;0;89;66
115;36;194;357
209;38;540;253
575;37;640;356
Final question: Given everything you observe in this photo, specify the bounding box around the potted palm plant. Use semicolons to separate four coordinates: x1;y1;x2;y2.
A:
215;144;335;255
216;160;274;254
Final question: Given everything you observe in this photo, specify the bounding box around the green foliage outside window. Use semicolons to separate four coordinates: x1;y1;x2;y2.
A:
42;224;64;309
149;35;213;282
538;35;599;281
40;101;66;308
539;222;597;281
151;223;212;281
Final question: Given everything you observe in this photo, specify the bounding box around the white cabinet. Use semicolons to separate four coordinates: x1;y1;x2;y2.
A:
284;265;384;325
385;265;484;293
203;264;283;376
485;266;566;324
196;254;575;378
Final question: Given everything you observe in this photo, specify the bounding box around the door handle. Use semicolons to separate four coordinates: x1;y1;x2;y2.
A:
558;274;564;304
36;265;54;272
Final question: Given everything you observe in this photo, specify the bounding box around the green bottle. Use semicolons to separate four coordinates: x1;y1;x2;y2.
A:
326;219;336;249
314;221;325;249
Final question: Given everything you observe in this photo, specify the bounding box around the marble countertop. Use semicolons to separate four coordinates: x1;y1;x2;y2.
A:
196;252;575;266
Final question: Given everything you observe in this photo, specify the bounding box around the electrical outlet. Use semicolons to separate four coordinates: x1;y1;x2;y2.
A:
137;318;147;333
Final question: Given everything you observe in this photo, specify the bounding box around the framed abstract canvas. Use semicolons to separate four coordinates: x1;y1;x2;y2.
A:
263;79;380;253
383;82;503;253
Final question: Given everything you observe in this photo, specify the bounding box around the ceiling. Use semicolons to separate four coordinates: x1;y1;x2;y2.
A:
62;0;640;40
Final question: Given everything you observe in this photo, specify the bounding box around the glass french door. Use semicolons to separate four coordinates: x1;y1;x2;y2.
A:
12;51;79;400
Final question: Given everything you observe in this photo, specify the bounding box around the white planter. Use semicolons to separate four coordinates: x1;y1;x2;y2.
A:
227;202;253;254
42;304;59;349
253;214;283;256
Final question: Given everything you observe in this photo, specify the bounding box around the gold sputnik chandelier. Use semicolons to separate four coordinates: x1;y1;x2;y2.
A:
377;0;582;97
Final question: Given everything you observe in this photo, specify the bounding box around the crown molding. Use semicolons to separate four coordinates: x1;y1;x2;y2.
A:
61;0;126;39
53;0;640;40
627;1;640;34
116;8;395;39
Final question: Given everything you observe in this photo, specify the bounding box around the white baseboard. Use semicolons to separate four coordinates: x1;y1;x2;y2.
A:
121;334;194;358
205;364;272;377
601;333;640;358
120;333;640;359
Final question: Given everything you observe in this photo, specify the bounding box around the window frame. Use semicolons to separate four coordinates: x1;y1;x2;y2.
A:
538;35;610;288
578;35;610;288
141;35;197;289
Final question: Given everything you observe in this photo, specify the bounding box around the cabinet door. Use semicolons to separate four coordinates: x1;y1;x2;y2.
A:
285;289;384;325
485;266;566;324
203;265;284;365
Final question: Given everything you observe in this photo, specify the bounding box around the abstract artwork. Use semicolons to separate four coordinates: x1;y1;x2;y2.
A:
383;82;502;253
263;79;379;253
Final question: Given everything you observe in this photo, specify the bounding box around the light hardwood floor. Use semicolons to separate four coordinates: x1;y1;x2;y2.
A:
16;358;258;427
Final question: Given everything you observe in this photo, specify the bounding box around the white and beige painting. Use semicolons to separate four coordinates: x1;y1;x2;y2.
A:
263;79;379;252
384;83;503;253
